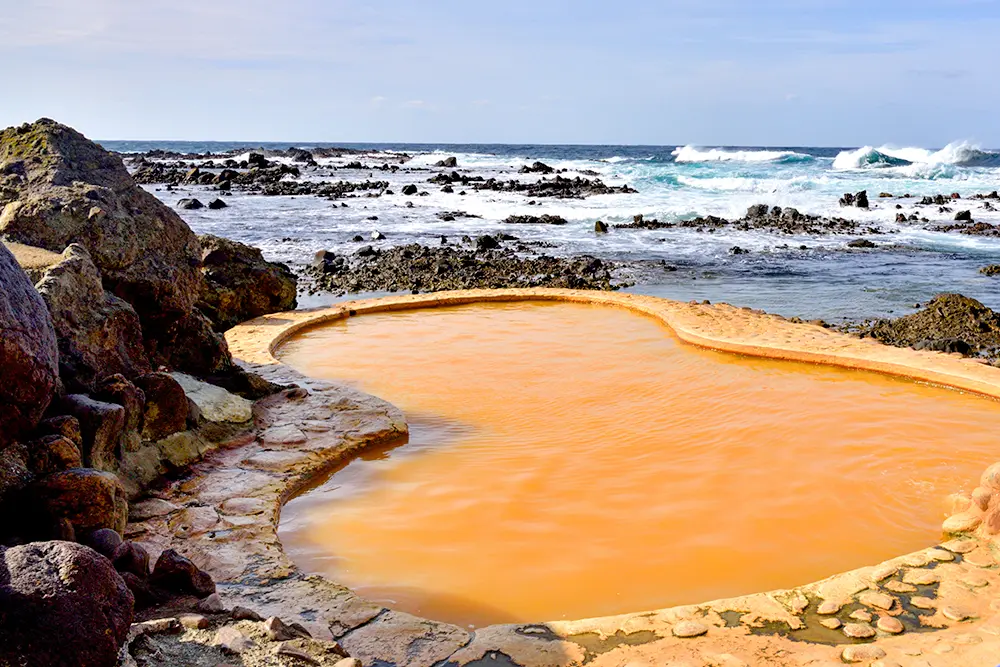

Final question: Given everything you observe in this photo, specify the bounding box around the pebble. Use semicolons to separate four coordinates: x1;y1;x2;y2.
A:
841;645;886;663
902;569;939;585
860;591;895;611
817;600;843;615
264;616;299;641
276;643;320;665
196;593;227;614
178;613;209;630
672;620;709;638
214;627;254;654
910;596;936;610
849;610;873;622
942;605;972;621
132;618;182;636
876;615;904;634
842;622;876;639
819;618;842;629
230;606;263;621
884;580;916;593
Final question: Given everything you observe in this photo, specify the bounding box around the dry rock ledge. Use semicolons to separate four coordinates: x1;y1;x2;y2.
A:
128;288;1000;667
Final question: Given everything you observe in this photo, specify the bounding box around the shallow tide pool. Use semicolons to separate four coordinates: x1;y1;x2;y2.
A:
276;301;1000;627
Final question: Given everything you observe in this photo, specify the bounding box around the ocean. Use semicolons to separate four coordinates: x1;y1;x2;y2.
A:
101;140;1000;323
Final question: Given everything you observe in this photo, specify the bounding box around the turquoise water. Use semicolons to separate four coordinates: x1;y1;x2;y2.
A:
105;140;1000;322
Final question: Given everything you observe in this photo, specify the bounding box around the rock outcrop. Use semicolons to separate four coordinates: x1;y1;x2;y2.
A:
0;541;134;667
0;243;59;447
35;244;150;392
197;234;297;331
0;119;202;324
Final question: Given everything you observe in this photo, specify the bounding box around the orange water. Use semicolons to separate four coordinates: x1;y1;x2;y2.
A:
277;301;1000;627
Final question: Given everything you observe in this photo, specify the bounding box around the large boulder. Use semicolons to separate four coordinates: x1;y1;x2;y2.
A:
30;468;128;535
856;294;1000;357
0;119;202;325
0;540;134;667
134;372;188;441
35;244;150;392
0;242;59;446
61;394;125;471
197;234;298;331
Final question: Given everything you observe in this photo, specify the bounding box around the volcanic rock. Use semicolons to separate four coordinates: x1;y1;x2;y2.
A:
0;243;59;447
35;244;150;392
30;468;128;536
0;541;134;667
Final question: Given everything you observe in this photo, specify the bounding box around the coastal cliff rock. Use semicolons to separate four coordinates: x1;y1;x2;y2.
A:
35;244;151;392
197;234;298;331
0;119;202;324
0;242;59;447
30;468;129;535
0;541;134;667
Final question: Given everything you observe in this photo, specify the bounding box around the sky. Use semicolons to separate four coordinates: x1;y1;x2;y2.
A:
1;0;999;146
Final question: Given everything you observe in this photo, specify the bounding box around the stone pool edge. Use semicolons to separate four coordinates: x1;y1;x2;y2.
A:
127;288;1000;667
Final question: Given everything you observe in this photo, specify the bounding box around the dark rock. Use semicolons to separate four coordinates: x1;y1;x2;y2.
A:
177;198;204;210
0;541;134;667
111;540;150;578
27;435;82;475
955;210;973;221
119;570;159;610
914;338;972;355
0;243;59;447
729;246;749;255
476;235;500;251
371;231;385;241
401;184;418;195
94;374;144;453
746;204;770;219
145;308;232;377
134;372;188;441
208;198;228;209
896;213;908;223
503;214;568;225
149;548;215;597
196;234;297;331
847;294;1000;360
847;239;877;248
247;152;269;168
980;264;1000;277
594;220;609;233
36;244;151;392
61;394;125;471
519;161;554;174
82;527;123;559
37;415;82;447
30;468;128;535
435;156;458;168
351;235;364;242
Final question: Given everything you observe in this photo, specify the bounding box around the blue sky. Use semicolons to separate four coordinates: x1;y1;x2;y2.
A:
2;0;999;146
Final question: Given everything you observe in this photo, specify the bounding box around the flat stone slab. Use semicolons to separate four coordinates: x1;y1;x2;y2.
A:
170;372;253;423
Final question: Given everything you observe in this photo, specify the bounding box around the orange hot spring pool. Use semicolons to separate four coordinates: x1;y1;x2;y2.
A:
274;300;1000;628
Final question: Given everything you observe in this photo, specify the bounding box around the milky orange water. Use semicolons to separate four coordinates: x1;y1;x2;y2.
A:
277;301;1000;627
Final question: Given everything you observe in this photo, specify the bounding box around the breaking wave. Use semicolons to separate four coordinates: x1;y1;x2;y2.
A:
671;146;814;165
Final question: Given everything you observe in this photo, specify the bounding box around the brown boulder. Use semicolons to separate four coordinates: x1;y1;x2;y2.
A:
31;468;128;535
37;414;82;447
0;119;202;325
0;242;59;446
149;548;216;597
27;435;82;475
197;234;298;331
35;244;150;391
0;541;134;667
94;373;145;453
61;394;125;471
134;372;188;440
145;307;232;376
112;540;150;578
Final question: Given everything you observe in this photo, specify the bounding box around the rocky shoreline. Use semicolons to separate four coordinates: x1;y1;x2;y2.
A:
5;119;1000;666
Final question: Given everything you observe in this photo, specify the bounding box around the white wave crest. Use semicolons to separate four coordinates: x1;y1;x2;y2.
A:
833;141;996;172
671;145;812;164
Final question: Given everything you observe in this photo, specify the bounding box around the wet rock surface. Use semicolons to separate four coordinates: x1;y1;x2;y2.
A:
307;242;628;294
